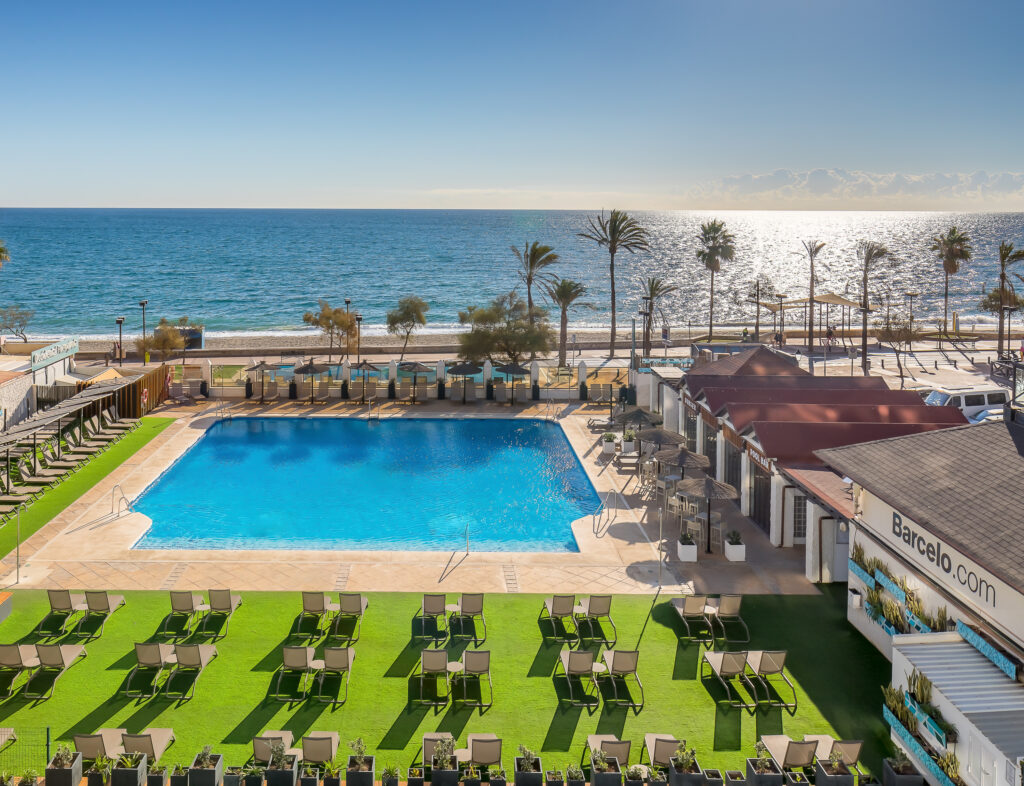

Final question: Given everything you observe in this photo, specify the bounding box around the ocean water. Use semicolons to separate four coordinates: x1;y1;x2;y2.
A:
133;417;598;552
0;208;1021;337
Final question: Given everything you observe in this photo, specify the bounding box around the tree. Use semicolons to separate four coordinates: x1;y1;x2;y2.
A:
929;226;972;339
0;240;8;270
992;242;1024;357
876;316;923;389
696;219;736;340
543;278;587;367
856;241;890;373
510;242;559;326
578;210;650;357
302;299;356;364
458;291;552;364
640;277;678;356
136;317;187;360
799;239;826;351
385;296;430;361
0;306;34;341
980;287;1024;315
744;274;776;341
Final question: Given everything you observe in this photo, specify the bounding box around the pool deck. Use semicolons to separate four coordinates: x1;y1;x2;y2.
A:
1;398;816;596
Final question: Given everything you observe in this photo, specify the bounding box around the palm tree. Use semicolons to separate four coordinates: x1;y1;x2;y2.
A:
930;226;973;339
856;241;889;373
641;276;678;356
799;239;826;351
511;242;560;325
578;210;650;356
543;278;587;367
994;241;1024;357
695;220;736;340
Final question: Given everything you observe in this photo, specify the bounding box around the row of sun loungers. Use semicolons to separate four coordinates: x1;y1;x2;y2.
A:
250;380;533;403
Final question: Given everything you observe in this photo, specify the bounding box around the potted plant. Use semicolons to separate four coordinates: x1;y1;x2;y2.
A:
265;743;299;786
677;531;698;562
725;531;746;562
190;747;224;786
380;767;399;786
224;769;244;786
487;768;506;786
461;766;482;786
724;772;745;786
784;774;807;786
88;758;114;786
170;765;189;786
602;433;617;455
514;746;543;786
299;767;319;786
670;744;702;786
543;771;561;786
621;431;637;453
565;766;584;786
241;767;264;786
704;770;724;786
345;740;374;786
623;767;645;786
147;763;169;786
19;773;39;786
815;752;853;786
430;738;458;786
406;770;423;786
112;755;147;786
745;744;781;786
46;744;82;786
649;769;667;786
881;753;922;786
589;750;621;786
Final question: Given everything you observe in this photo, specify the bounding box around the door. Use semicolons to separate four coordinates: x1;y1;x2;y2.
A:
703;427;717;479
751;465;771;534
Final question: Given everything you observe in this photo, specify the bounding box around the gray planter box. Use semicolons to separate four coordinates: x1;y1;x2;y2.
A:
744;761;781;786
266;758;299;786
88;772;107;786
190;755;225;786
724;773;745;786
783;774;809;786
223;770;243;786
703;771;723;786
543;775;562;786
514;758;543;786
46;752;84;786
567;780;584;786
345;757;374;786
431;760;458;786
814;763;853;786
407;771;424;786
148;769;168;786
670;757;704;786
881;761;923;786
113;755;148;786
589;757;622;786
299;770;319;786
170;770;189;786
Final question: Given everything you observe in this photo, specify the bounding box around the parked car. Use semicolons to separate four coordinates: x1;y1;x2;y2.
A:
923;385;1009;419
969;406;1004;424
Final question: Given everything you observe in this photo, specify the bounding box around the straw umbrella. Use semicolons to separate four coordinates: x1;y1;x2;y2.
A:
245;361;280;403
611;407;659;434
399;361;432;403
351;360;379;404
653;446;711;479
447;362;482;404
493;361;529;405
293;359;330;404
676;475;738;554
637;427;685;448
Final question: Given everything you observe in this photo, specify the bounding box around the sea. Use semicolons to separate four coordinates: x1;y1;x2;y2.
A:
0;208;1021;339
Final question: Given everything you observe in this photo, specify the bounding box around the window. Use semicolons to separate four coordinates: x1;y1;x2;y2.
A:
792;495;807;540
964;394;985;407
988;392;1007;405
947;396;961;407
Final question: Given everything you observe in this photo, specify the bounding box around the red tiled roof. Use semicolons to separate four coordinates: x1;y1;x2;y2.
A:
687;346;807;377
749;421;954;464
777;464;856;520
685;373;890;398
702;386;926;415
724;402;966;433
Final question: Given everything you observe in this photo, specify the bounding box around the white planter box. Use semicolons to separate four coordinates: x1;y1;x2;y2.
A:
621;441;636;453
677;542;698;562
724;542;746;562
602;441;617;455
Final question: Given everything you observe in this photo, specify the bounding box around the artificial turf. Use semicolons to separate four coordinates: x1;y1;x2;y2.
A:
0;417;174;560
0;587;891;774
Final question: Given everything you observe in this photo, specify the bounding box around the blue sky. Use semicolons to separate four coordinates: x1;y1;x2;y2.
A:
2;0;1022;209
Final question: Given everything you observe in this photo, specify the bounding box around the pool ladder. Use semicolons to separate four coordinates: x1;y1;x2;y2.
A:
367;400;380;421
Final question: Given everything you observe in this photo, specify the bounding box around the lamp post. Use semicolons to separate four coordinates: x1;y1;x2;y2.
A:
115;317;125;367
138;299;148;365
905;291;919;333
355;313;363;364
776;294;788;342
345;298;352;359
1003;305;1016;357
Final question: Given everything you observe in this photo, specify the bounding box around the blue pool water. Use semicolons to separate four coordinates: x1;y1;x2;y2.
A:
134;417;598;552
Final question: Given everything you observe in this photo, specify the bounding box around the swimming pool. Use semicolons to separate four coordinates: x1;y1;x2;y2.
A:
134;417;598;552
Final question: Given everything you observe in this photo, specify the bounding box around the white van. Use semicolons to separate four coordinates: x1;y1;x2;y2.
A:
924;385;1009;419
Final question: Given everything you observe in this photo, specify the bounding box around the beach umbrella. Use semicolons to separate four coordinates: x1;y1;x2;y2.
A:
245;361;280;403
448;362;482;404
293;359;330;404
400;361;432;403
611;407;659;435
351;360;379;404
637;427;685;447
653;446;711;478
676;475;738;554
493;361;529;405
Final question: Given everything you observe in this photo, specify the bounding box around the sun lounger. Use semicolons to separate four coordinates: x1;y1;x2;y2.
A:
316;646;354;705
586;736;630;767
365;381;377;399
446;593;485;642
803;736;862;775
423;732;455;768
495;383;508;403
274;646;325;700
540;594;577;640
705;595;749;643
557;649;599;705
574;595;616;645
100;410;134;432
165;643;217;700
450;382;464;400
126;643;178;698
0;644;40;698
398;382;411;400
331;593;368;641
202;589;242;637
75;729;127;760
465;381;477;402
41;443;81;472
122;728;176;762
164;592;211;636
415;383;429;401
301;733;341;764
78;591;126;639
452;649;492;708
671;595;712;642
254;732;301;765
24;643;87;699
66;427;105;453
417;593;448;640
263;380;279;400
37;589;87;635
17;456;63;486
701;650;754;710
455;735;502;768
642;735;680;768
0;469;37;504
86;415;122;441
746;650;797;711
297;592;339;637
317;380;330;400
418;648;451;706
107;406;140;428
602;650;643;709
759;736;817;771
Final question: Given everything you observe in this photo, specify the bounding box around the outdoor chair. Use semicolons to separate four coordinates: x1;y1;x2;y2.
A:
264;381;279;400
317;380;331;400
316;646;355;706
108;406;140;428
22;644;86;699
165;643;217;700
64;429;104;455
574;595;616;645
100;409;134;432
759;736;817;772
254;732;301;765
86;415;121;441
415;383;429;401
363;381;377;399
126;643;178;698
585;736;630;767
418;593;448;641
705;595;749;643
164;591;210;637
77;590;126;639
452;649;492;708
495;384;508;403
37;589;87;635
398;382;411;400
700;650;754;710
539;594;577;640
803;736;862;776
16;456;60;488
41;443;80;472
456;734;502;767
301;733;340;764
297;592;339;637
74;729;127;760
122;729;176;762
274;646;325;701
331;593;368;641
418;648;451;707
202;589;242;637
450;382;463;401
0;469;37;504
601;650;644;710
465;382;477;402
423;732;455;768
671;595;711;642
556;648;600;706
746;650;797;712
446;593;486;642
642;735;680;768
0;644;40;698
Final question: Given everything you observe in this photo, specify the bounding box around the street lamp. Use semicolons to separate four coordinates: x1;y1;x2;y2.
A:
115;317;125;367
1003;305;1017;358
905;291;919;332
776;294;788;342
640;296;652;360
344;298;352;358
355;313;363;364
139;299;148;365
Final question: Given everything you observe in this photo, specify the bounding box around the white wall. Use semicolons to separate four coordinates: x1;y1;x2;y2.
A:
0;374;35;427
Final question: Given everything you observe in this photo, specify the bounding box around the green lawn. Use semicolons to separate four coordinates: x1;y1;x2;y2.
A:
0;417;174;561
0;587;890;774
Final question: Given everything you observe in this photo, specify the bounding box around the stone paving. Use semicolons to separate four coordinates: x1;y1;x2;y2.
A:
1;397;817;596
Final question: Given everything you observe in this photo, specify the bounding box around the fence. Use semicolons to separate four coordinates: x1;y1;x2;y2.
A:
0;727;52;774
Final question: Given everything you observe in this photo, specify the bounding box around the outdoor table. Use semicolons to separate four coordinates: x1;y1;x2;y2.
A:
446;661;464;677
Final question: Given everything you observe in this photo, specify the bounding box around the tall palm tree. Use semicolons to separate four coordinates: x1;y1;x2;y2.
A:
543;278;587;367
578;210;650;357
930;226;972;338
641;276;679;355
511;242;560;325
994;241;1024;357
696;220;735;340
856;241;889;373
799;239;826;351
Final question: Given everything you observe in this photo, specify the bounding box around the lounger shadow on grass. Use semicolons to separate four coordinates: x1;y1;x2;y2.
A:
713;704;742;751
754;706;785;739
672;640;701;680
543;701;584;751
224;698;284;744
435;702;473;739
527;640;562;678
595;702;627;739
384;640;422;678
378;702;430;752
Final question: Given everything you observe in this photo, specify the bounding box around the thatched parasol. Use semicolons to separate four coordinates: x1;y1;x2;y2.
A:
493;362;529;405
676;475;738;553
